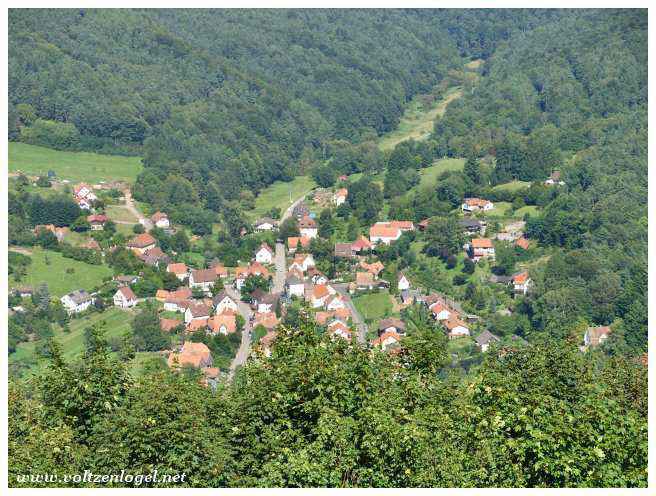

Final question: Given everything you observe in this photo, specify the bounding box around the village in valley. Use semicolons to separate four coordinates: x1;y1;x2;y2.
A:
9;162;612;385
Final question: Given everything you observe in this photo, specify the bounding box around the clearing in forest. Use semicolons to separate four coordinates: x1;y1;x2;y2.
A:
8;142;143;183
247;175;317;219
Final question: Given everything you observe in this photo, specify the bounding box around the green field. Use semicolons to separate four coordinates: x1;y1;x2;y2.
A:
9;247;112;297
9;307;133;369
492;180;531;192
378;87;462;151
417;157;466;190
352;291;395;323
8;142;143;183
514;205;539;217
106;204;139;223
485;201;513;218
248;175;316;219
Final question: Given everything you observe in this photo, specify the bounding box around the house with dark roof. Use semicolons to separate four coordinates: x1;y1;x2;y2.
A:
475;330;500;352
60;289;94;314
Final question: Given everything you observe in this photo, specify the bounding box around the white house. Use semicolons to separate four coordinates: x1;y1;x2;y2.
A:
372;330;401;351
61;290;93;314
462;197;494;213
430;302;454;321
184;303;211;324
299;216;318;239
311;284;331;308
398;272;410;291
584;326;612;348
113;286;138;308
476;330;500;352
512;271;532;296
326;294;346;311
213;292;239;314
189;268;218;294
291;253;315;273
444;318;470;338
254;217;277;231
369;223;402;246
285;275;305;298
255;243;274;264
167;262;189;282
151;212;170;229
470;238;495;262
332;188;348;206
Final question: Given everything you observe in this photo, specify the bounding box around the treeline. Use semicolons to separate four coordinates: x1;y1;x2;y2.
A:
9;322;647;487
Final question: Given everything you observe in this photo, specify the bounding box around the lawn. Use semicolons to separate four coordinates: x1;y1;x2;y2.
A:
492;180;530;192
9;307;133;373
248;175;316;219
9;142;143;184
378;87;463;151
485;201;513;218
417;157;466;190
514;205;539;218
9;247;112;297
352;291;395;323
106;204;139;223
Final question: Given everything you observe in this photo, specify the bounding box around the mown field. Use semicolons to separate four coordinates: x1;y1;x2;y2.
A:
352;291;396;323
248;175;316;219
8;142;143;183
9;247;112;297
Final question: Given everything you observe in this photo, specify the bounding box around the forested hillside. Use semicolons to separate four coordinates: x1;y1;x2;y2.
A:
8;9;648;488
430;9;648;351
9;9;564;197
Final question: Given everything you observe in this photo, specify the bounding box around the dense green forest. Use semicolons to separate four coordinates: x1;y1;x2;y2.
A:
9;9;564;198
8;8;648;488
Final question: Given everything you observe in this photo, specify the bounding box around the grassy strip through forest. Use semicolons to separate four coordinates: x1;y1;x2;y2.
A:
378;86;463;151
8;142;143;183
247;175;317;219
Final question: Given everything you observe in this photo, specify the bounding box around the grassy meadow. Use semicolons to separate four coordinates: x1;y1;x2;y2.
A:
8;142;143;183
9;247;112;297
248;175;316;219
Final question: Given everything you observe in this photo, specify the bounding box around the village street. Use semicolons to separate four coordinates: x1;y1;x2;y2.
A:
226;284;252;380
272;242;286;293
333;283;367;344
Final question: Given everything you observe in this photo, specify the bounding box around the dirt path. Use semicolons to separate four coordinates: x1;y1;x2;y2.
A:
9;246;33;256
122;188;152;230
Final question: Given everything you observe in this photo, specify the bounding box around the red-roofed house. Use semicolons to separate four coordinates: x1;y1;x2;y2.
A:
351;235;372;253
515;237;530;250
160;318;183;333
113;286;137;308
369;223;401;246
208;314;237;335
184;302;211;324
189;268;218;294
462;197;494;213
444;317;470;338
167;262;189;281
584;326;611;348
372;330;401;351
87;214;108;230
512;271;532;295
127;233;157;254
332;188;348;206
168;342;212;369
470;238;495;262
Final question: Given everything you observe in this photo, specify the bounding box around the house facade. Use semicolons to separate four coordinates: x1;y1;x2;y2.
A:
113;286;137;308
61;290;93;314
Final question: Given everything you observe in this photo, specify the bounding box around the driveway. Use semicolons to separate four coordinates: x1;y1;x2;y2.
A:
281;190;312;222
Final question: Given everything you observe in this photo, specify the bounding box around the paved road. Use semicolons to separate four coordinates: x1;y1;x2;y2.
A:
333;283;367;344
227;285;253;380
272;242;287;293
281;190;312;222
123;188;152;230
